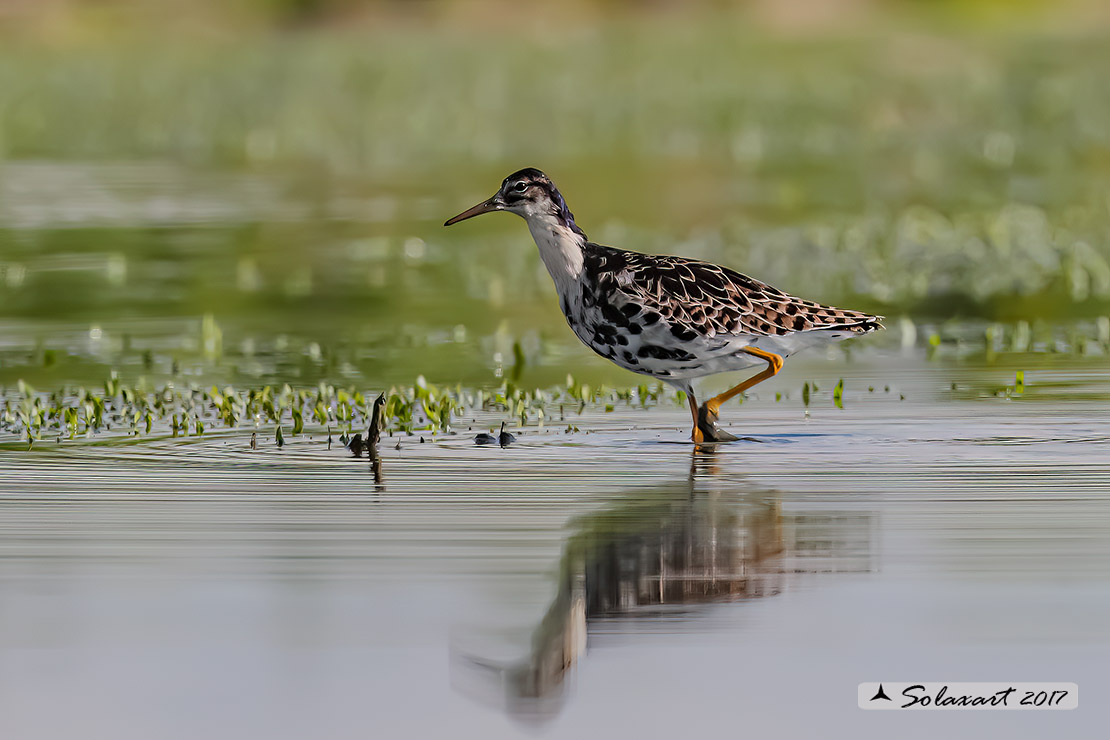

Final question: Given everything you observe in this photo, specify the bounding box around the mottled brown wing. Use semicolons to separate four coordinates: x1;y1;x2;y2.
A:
589;245;883;339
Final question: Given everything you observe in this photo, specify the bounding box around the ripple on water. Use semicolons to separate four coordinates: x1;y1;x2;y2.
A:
2;383;1110;738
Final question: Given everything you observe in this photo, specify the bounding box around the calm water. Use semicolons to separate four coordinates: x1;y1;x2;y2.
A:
2;359;1108;739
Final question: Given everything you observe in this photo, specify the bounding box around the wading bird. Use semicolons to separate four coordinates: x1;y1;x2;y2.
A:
445;168;882;442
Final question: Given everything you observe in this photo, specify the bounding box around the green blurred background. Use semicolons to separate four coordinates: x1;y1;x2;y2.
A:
2;0;1110;389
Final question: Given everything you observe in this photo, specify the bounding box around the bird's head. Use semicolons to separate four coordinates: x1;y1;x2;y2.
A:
444;168;583;234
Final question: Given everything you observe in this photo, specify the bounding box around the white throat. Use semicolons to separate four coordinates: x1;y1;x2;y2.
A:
525;215;586;293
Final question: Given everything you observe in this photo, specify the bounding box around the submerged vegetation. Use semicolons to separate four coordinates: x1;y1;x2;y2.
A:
0;374;675;448
3;343;1100;449
0;369;906;448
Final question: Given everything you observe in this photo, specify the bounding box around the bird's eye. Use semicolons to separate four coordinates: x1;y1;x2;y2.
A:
513;181;528;193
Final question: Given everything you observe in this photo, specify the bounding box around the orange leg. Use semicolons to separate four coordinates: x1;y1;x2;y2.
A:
685;390;705;444
696;347;784;442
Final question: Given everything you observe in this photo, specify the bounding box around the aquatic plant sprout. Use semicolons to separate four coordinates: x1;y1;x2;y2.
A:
0;375;669;447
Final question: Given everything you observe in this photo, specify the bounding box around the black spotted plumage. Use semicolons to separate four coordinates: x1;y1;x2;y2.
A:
445;167;885;442
579;242;883;343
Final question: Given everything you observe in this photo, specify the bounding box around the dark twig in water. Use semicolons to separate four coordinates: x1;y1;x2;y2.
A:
349;393;386;458
368;393;385;447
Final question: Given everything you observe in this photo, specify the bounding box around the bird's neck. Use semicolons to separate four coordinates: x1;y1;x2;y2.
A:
526;214;587;293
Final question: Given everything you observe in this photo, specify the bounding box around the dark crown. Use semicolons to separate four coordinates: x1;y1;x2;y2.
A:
502;167;549;188
501;167;586;237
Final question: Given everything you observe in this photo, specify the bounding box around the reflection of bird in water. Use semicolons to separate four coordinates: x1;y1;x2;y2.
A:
452;447;876;720
445;169;883;442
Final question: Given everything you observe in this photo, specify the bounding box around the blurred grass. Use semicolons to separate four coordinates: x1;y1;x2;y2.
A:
3;22;1110;183
2;12;1110;387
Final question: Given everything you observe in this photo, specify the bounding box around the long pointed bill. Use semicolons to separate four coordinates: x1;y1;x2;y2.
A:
444;196;500;226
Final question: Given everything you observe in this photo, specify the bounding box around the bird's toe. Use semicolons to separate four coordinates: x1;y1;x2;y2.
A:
695;405;739;443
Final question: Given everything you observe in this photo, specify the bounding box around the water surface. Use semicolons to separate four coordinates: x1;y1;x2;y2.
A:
2;361;1108;738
